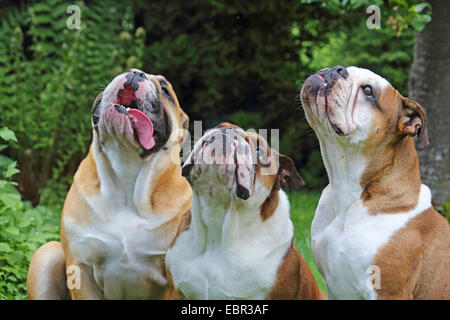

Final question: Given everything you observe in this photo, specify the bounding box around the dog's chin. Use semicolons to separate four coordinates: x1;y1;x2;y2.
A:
190;166;254;203
326;115;350;137
96;106;139;150
302;92;353;138
191;166;235;195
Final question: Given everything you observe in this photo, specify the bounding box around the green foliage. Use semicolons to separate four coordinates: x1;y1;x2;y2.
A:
305;0;432;34
135;0;341;188
0;0;425;299
0;127;60;300
134;0;419;189
0;0;421;196
436;202;450;223
386;1;432;34
306;21;415;95
0;0;146;203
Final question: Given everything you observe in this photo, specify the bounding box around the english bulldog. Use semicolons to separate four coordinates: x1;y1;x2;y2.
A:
300;66;450;299
27;69;192;299
165;123;325;300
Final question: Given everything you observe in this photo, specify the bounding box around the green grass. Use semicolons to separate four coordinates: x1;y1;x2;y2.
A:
288;190;327;295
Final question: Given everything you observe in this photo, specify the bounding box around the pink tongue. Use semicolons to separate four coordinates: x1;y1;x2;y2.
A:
128;109;155;150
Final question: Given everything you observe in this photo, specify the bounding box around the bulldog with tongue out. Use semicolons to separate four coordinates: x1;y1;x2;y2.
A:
166;123;325;300
27;69;192;299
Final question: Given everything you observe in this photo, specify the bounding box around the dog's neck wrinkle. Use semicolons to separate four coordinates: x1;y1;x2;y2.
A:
319;135;421;216
91;134;142;193
92;135;174;215
191;191;269;249
101;146;145;196
319;137;366;215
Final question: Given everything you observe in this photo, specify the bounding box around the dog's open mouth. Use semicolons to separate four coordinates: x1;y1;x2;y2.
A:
93;70;172;154
114;84;156;150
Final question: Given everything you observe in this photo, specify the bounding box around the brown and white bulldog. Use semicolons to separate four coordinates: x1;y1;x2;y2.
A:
165;123;325;300
27;69;192;299
301;66;450;300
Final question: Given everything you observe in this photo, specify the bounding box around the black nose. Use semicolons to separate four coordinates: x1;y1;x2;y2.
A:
334;66;349;79
124;70;147;91
317;65;348;85
320;66;348;78
131;70;147;80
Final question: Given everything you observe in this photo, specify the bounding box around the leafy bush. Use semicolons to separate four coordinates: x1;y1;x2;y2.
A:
0;0;146;204
305;20;415;95
134;0;344;188
0;127;60;300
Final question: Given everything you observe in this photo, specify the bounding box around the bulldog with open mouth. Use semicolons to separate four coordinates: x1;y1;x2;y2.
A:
301;66;450;299
165;123;325;300
27;69;192;299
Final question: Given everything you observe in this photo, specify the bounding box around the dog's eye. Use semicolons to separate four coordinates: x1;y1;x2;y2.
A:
161;86;171;98
362;85;374;97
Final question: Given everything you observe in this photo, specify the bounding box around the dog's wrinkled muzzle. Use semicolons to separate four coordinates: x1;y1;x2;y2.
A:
183;128;254;200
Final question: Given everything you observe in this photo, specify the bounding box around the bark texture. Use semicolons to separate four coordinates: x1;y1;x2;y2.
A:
408;0;450;206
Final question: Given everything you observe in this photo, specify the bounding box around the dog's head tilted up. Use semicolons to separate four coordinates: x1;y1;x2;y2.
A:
300;66;428;151
301;66;431;214
92;68;189;158
181;122;304;212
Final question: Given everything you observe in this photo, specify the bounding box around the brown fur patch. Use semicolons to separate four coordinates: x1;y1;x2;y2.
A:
267;242;325;300
361;138;421;214
216;122;240;129
27;241;70;300
373;207;450;299
61;178;94;227
260;183;280;221
360;86;421;214
150;162;192;215
74;147;100;197
150;74;189;143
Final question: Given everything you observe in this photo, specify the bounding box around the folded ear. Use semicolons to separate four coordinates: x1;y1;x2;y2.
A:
278;153;305;190
398;96;429;150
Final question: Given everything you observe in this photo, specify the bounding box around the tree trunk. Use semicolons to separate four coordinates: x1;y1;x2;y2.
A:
408;0;450;206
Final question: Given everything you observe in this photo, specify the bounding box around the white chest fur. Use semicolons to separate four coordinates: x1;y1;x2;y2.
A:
166;190;293;300
311;184;432;299
65;207;169;299
63;139;180;299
